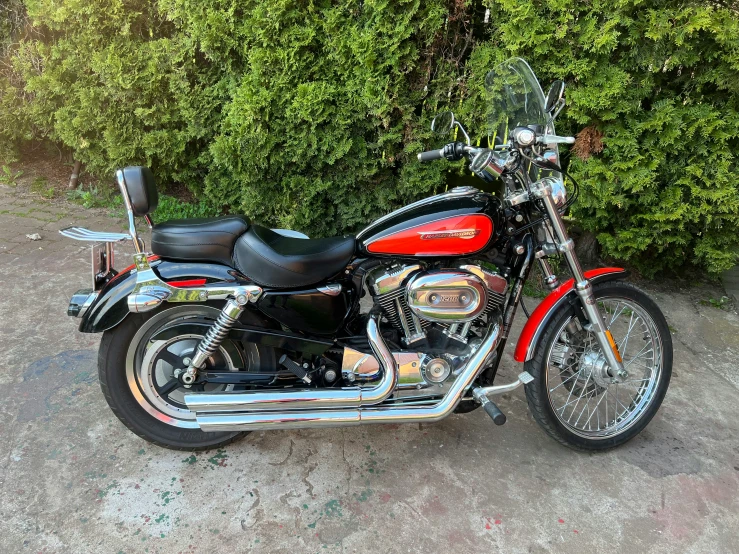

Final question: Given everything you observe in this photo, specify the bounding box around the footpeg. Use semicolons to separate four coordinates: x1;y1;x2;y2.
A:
480;397;506;425
471;370;533;426
279;354;312;384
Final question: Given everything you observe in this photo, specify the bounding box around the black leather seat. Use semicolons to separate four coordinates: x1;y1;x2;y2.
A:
151;215;250;267
233;225;355;288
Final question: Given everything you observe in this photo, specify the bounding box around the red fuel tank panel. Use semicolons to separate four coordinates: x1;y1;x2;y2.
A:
366;214;493;256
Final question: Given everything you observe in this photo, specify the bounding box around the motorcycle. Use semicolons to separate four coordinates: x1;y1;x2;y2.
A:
61;58;672;451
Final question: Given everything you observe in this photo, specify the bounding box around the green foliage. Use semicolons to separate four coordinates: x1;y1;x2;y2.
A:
0;0;32;162
66;184;122;209
154;194;218;221
699;295;733;311
470;0;739;275
0;165;23;186
163;0;452;234
29;175;54;197
1;0;738;275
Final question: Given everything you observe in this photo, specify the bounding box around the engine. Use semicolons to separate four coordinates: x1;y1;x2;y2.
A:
366;263;507;348
339;263;507;400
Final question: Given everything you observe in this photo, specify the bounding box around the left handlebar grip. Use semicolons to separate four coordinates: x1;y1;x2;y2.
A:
417;148;445;162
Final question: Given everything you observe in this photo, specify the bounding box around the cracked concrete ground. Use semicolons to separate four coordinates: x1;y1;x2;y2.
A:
0;183;738;553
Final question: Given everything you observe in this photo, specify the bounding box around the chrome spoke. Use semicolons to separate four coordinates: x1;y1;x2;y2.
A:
619;312;637;355
583;388;609;429
549;372;579;392
566;372;592;424
607;301;626;326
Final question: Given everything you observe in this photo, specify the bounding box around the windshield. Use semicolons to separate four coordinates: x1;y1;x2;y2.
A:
484;57;548;144
483;57;560;181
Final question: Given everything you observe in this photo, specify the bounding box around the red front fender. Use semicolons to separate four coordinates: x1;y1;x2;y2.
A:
513;268;627;363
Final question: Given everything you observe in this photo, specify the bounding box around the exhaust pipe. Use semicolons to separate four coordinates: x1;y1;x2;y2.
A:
184;313;397;412
194;320;502;432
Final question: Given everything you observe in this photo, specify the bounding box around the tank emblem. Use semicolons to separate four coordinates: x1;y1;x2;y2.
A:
418;229;480;240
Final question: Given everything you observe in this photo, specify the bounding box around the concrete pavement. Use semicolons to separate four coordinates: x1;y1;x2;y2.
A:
0;183;737;553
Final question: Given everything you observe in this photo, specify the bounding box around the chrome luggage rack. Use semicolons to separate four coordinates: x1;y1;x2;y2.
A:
59;226;133;290
58;226;131;243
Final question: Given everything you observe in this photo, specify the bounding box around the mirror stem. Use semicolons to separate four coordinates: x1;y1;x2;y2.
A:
455;122;471;146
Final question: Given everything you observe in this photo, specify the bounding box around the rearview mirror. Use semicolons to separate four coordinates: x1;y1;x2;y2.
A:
545;80;565;114
431;111;455;134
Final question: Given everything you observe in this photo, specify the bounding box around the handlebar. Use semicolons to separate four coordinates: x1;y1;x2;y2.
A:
417;148;446;162
417;132;575;165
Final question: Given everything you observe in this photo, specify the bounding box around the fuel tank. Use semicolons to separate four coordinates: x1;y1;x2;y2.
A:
357;186;502;257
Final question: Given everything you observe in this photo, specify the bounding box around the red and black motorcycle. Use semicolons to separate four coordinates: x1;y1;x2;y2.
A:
61;58;672;451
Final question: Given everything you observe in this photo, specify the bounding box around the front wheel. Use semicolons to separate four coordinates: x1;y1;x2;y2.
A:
524;281;672;451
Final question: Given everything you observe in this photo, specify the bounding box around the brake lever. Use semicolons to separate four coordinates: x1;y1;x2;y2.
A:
536;135;575;145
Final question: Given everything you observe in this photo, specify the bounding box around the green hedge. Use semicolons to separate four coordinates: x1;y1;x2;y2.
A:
1;0;737;275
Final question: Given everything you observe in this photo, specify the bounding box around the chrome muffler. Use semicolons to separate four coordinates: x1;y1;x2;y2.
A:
192;320;502;432
184;314;397;412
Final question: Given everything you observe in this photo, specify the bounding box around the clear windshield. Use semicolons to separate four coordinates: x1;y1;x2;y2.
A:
484;58;548;143
484;57;560;180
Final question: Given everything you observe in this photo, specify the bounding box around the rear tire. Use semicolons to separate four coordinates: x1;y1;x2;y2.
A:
98;304;274;451
524;281;672;451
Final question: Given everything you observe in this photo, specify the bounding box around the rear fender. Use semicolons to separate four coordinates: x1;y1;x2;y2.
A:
513;268;628;363
79;258;243;333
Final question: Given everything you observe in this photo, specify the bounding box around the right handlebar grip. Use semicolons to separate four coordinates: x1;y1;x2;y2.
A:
417;148;445;162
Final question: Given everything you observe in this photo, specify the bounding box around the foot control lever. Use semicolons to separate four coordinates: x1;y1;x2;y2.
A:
480;396;506;425
471;371;534;427
279;354;312;384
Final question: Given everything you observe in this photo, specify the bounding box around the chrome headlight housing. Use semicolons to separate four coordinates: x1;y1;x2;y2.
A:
549;178;567;207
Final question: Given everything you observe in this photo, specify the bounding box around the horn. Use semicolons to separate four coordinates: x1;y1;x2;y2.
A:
188;318;503;432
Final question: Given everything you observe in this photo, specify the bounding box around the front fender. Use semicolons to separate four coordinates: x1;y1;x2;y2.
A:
513;268;627;363
78;259;242;333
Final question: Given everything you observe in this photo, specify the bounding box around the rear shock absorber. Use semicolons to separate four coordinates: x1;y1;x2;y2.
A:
181;295;248;385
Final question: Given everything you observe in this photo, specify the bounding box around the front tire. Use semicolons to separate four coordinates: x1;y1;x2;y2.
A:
524;281;672;451
98;304;275;451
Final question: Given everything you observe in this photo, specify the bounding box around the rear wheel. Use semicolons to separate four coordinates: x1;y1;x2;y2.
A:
98;304;276;450
524;282;672;451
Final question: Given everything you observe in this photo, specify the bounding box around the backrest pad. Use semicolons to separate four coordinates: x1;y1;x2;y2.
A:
121;166;158;216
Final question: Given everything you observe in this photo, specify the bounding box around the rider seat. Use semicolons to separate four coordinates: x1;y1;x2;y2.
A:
232;225;355;288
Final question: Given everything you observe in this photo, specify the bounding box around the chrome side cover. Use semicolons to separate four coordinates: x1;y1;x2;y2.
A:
406;270;487;323
127;253;262;313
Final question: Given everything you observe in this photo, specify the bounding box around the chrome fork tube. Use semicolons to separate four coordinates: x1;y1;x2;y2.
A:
534;182;627;380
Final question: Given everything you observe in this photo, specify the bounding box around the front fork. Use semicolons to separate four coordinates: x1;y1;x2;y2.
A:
531;179;628;382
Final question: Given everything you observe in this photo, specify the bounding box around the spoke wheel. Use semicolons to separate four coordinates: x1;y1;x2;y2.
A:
545;297;661;439
524;282;672;451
